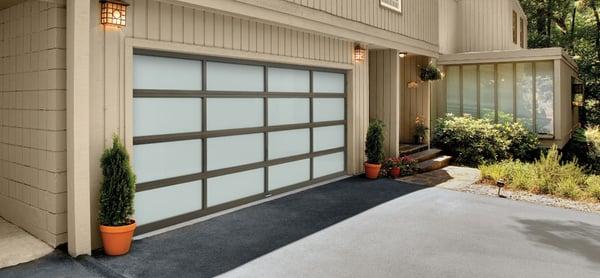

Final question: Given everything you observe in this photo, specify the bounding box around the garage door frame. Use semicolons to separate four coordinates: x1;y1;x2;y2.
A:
132;49;348;234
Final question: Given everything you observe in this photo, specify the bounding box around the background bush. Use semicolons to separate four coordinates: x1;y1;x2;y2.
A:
562;126;600;174
432;115;539;167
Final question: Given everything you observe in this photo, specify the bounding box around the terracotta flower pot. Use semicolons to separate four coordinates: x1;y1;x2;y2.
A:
389;167;401;178
364;162;382;179
99;220;136;256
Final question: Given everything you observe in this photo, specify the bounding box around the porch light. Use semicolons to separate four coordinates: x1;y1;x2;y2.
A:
496;179;506;198
100;0;129;28
354;45;366;64
398;52;408;58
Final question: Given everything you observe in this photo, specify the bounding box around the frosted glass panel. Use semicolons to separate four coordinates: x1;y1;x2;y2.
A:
462;65;477;117
268;68;310;92
535;61;554;135
313;125;345;151
446;66;460;115
135;181;202;225
268;98;310;126
133;55;202;90
134;140;202;183
313;71;345;93
207;168;264;207
479;65;495;120
313;152;344;178
268;129;310;159
206;62;264;92
207;134;263;170
313;98;344;122
516;63;534;129
134;98;202;137
269;159;310;190
207;98;263;130
498;64;515;123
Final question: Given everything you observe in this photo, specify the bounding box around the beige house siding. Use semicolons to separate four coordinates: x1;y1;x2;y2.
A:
89;0;370;248
550;59;578;148
0;0;67;247
399;56;431;144
283;0;439;46
438;0;459;55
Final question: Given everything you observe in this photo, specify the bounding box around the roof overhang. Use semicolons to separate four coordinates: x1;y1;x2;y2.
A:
438;48;578;72
0;0;26;10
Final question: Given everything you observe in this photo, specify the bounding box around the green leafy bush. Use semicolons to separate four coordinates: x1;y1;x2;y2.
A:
99;136;136;226
586;176;600;201
562;127;600;174
432;115;539;166
365;120;385;164
584;99;600;126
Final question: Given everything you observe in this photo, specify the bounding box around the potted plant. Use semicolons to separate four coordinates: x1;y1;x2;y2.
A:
419;63;442;81
99;135;137;256
398;156;418;176
414;115;429;144
365;120;385;179
384;157;401;178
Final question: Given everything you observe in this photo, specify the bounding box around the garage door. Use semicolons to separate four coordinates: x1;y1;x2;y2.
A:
131;52;347;233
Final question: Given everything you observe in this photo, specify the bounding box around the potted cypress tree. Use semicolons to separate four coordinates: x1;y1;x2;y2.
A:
364;120;385;179
99;135;136;256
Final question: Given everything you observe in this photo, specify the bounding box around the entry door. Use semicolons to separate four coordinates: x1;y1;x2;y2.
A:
131;52;346;233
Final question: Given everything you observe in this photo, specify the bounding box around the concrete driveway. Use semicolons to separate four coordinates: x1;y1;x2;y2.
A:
2;176;600;277
220;188;600;277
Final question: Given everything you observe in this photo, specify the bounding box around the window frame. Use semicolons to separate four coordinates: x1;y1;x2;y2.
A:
513;11;518;45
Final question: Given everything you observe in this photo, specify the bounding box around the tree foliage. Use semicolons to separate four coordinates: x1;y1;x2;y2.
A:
365;120;385;164
519;0;600;125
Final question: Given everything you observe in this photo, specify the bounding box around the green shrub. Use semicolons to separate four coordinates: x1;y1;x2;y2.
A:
562;127;600;174
365;120;385;164
432;115;539;166
584;99;600;126
99;135;136;226
557;178;583;200
586;176;600;201
480;160;536;191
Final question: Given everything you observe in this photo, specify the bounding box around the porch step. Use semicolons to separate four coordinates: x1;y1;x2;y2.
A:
417;155;452;172
409;148;443;163
398;144;428;156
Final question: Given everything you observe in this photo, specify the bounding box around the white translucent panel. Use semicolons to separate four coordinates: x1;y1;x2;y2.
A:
268;68;310;92
133;98;202;137
479;65;495;120
133;140;202;183
268;129;310;160
207;168;264;207
446;66;460;115
497;64;515;123
206;98;263;130
133;55;202;90
206;62;264;92
207;134;263;171
135;181;203;225
535;61;554;135
268;98;310;126
313;71;345;93
313;98;344;122
313;152;344;178
462;65;477;117
313;125;345;152
269;159;310;190
516;63;534;129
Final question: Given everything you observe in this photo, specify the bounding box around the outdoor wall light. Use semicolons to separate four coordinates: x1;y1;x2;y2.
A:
398;52;408;58
496;179;506;198
100;0;129;28
354;44;367;64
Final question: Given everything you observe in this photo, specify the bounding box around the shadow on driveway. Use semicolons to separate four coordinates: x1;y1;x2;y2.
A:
93;176;425;278
514;218;600;265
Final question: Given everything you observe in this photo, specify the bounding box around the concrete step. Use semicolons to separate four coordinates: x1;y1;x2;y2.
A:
417;155;452;172
409;148;443;163
398;144;428;156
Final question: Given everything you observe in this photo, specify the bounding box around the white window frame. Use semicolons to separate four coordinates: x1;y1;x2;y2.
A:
380;0;402;13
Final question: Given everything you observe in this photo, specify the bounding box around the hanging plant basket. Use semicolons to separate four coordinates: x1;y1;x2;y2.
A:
419;64;442;81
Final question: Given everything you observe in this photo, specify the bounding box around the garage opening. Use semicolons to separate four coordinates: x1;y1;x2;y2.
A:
131;51;347;234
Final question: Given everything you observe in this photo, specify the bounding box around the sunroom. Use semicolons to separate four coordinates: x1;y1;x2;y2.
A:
434;48;581;147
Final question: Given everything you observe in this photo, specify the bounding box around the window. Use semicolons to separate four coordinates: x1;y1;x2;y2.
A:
520;18;525;48
380;0;401;13
445;62;554;135
513;11;518;44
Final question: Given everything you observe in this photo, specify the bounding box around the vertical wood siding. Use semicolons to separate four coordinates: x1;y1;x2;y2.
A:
284;0;439;46
399;56;431;144
369;50;400;156
347;52;370;174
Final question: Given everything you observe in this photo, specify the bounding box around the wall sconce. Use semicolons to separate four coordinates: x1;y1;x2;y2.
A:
398;52;408;58
407;81;419;89
100;0;129;28
354;44;366;64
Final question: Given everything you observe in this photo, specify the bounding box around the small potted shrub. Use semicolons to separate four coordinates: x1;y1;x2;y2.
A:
99;135;137;256
414;115;429;144
384;157;401;178
398;156;418;176
419;63;442;81
365;120;385;179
